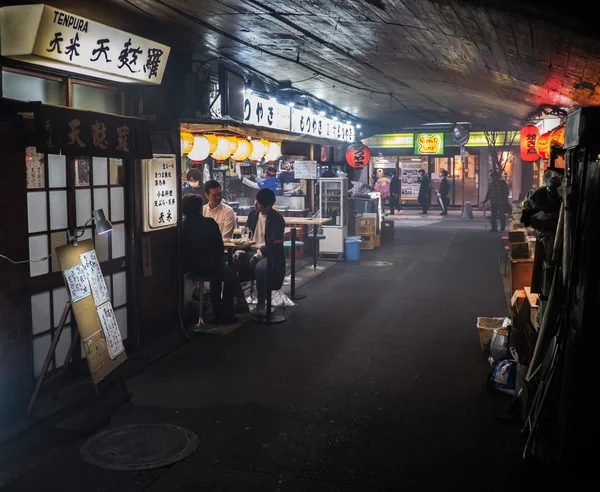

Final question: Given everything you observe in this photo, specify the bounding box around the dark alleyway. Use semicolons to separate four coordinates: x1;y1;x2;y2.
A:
1;220;525;491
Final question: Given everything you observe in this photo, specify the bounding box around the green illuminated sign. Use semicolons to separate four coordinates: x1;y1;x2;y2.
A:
414;133;444;155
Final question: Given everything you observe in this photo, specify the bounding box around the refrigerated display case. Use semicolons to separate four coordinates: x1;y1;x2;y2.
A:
319;177;348;254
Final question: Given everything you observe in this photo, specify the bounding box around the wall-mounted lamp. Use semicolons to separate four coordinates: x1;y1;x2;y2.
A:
68;209;113;247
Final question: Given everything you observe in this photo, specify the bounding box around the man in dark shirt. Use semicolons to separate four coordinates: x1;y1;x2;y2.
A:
181;194;247;323
232;189;285;316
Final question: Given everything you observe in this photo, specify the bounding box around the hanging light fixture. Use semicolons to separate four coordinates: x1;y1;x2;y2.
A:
187;135;210;161
180;132;194;155
212;136;233;161
265;141;282;162
232;138;253;161
205;134;219;154
250;139;266;161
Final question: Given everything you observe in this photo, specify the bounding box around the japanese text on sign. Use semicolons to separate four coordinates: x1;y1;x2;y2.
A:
144;156;177;231
1;5;170;84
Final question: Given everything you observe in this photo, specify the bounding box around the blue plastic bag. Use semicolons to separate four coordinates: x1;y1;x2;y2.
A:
490;359;519;396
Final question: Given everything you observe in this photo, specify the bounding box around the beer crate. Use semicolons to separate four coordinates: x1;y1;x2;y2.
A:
356;217;377;235
360;235;377;250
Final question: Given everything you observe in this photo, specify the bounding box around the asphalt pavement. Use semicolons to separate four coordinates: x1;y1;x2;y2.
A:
1;218;527;491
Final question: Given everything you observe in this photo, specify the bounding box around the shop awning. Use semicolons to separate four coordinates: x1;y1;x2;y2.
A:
180;119;349;147
1;99;153;159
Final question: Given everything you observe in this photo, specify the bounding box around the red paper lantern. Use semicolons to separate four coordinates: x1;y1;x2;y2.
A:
345;144;371;169
520;125;540;161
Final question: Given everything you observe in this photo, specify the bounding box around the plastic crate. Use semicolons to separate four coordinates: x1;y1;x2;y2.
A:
477;317;509;350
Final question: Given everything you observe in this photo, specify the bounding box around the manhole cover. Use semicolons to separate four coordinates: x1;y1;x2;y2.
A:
361;261;394;267
80;423;199;471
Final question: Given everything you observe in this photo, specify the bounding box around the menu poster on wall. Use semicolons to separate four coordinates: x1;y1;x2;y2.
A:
64;264;91;303
80;250;110;307
96;302;124;360
400;163;425;199
293;161;318;180
26;147;45;189
144;155;177;231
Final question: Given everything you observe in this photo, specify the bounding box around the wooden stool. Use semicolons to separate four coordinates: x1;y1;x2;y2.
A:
284;229;305;300
185;273;212;333
500;235;509;255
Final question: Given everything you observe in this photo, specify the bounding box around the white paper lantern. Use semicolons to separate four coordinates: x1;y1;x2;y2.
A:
265;141;282;162
212;135;232;161
187;135;210;161
249;139;266;161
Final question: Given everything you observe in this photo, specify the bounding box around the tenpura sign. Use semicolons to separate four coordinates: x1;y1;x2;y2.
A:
0;5;170;84
239;93;355;143
414;133;444;155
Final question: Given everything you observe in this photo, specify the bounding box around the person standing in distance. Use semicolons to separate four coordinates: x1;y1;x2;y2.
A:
482;170;509;232
417;169;432;215
439;169;450;216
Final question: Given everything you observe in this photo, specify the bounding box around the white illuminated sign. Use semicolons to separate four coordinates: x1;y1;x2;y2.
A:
142;155;178;231
291;109;355;143
239;93;355;142
243;93;290;132
0;4;170;84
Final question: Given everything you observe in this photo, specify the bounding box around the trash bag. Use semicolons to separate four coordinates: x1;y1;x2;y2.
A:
490;359;520;396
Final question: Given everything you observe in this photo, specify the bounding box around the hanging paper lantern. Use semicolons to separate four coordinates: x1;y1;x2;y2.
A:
519;125;540;162
549;124;565;148
211;136;233;161
265;141;282;162
345;143;371;168
180;132;194;155
232;138;252;161
226;136;239;155
250;139;266;161
260;139;271;157
187;135;210;161
536;132;551;160
205;134;219;154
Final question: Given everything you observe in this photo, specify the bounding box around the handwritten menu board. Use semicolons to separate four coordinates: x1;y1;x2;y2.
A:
143;155;177;231
294;160;317;180
26;147;45;189
56;240;127;383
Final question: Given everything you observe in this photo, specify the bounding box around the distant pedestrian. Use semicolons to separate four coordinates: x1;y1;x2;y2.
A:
482;171;509;232
417;169;431;215
438;169;450;215
389;172;401;215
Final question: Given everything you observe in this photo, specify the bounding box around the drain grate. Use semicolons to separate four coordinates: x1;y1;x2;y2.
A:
361;261;394;267
80;423;199;471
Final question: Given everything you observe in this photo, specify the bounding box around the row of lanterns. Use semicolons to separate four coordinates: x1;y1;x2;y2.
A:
181;133;282;163
520;124;565;162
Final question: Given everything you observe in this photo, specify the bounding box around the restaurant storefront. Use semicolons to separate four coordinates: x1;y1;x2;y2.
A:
363;131;521;207
177;74;356;220
0;4;171;419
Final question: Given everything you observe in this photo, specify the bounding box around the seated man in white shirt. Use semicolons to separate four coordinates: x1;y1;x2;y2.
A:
203;180;235;239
